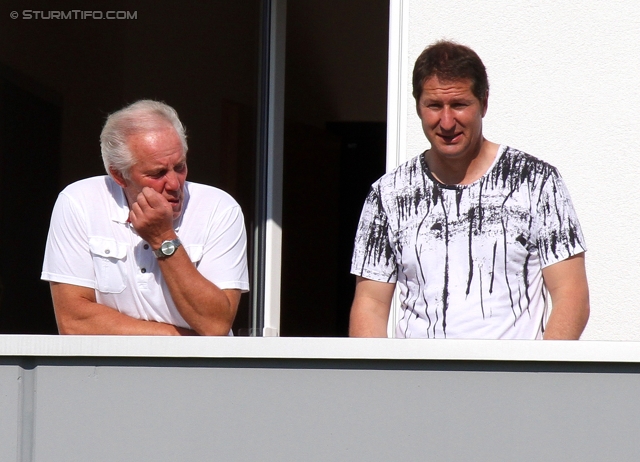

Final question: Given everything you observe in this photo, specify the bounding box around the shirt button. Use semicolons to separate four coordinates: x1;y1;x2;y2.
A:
144;244;149;250
141;268;147;273
105;249;110;254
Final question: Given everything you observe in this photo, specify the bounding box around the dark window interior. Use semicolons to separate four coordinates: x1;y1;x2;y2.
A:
0;75;61;333
0;0;261;333
0;0;389;336
280;1;389;336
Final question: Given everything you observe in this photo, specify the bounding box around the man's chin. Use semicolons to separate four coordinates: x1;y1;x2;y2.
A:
171;204;183;220
433;139;477;158
432;147;465;159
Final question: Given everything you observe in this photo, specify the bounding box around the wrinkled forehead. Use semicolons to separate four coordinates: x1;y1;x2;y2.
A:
421;76;475;95
424;74;474;88
128;126;185;162
419;76;487;111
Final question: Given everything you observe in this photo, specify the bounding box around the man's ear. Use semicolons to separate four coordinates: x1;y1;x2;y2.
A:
481;91;489;117
109;167;128;188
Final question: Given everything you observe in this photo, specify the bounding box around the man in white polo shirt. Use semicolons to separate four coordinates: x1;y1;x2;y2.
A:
42;100;249;335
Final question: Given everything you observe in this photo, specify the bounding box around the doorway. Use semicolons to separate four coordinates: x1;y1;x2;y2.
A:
279;0;390;336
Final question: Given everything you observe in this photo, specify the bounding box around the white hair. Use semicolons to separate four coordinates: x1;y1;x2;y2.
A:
100;100;188;179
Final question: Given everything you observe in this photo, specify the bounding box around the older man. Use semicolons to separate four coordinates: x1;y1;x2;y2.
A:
42;100;249;335
350;41;589;339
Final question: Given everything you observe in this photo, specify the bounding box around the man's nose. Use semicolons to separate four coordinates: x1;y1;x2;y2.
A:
165;170;180;191
440;107;456;131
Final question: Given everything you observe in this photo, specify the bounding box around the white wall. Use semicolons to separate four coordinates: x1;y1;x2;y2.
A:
397;0;640;340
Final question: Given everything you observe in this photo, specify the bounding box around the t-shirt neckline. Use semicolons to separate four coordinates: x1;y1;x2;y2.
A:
420;144;507;190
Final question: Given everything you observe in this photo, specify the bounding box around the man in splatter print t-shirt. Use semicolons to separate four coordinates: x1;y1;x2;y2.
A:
349;41;589;339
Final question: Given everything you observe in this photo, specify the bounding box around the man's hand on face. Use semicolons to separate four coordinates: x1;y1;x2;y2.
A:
129;187;176;248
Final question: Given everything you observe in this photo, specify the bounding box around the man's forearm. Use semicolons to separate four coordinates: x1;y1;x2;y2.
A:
542;253;590;340
543;298;590;340
51;283;197;336
156;247;238;336
349;300;390;337
349;277;395;337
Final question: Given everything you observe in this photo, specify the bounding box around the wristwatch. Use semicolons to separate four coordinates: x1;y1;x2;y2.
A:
153;238;182;259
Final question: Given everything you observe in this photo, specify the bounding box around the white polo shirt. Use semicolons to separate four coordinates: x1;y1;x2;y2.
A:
42;176;249;329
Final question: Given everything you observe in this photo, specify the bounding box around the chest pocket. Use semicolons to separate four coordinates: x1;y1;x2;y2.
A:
89;237;128;293
184;245;203;267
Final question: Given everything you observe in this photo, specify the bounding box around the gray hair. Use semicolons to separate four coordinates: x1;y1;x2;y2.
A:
100;100;188;179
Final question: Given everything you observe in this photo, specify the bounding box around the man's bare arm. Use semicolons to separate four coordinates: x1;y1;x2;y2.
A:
51;282;197;335
130;187;240;336
154;249;240;336
349;277;395;337
542;253;590;340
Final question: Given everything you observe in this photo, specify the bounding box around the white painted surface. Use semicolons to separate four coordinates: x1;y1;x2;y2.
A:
385;0;410;337
263;0;287;336
2;335;640;363
5;346;640;462
396;0;640;340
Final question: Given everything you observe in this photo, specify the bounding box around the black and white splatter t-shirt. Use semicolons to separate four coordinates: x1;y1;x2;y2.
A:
351;145;586;339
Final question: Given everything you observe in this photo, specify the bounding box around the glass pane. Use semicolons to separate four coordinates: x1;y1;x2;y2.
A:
280;0;390;336
0;1;261;333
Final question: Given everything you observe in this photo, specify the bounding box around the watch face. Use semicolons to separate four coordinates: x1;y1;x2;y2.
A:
161;240;176;255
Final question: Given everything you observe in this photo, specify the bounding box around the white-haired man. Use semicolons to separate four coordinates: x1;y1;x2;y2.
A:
42;100;249;335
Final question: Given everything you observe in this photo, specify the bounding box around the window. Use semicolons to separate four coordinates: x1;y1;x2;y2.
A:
0;0;390;337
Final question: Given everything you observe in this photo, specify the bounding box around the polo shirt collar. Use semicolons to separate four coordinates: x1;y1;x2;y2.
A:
103;176;130;225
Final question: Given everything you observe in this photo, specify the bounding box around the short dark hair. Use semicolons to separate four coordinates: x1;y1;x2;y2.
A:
412;40;489;110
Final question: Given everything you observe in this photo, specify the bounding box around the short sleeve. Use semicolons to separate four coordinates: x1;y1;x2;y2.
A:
41;192;96;288
350;185;397;282
533;169;587;268
197;203;250;292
